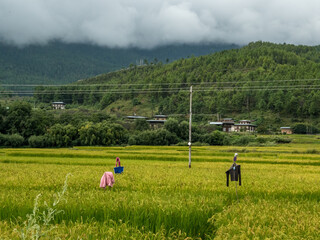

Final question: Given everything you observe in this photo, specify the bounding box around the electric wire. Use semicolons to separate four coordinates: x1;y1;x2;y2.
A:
1;85;320;95
2;78;320;87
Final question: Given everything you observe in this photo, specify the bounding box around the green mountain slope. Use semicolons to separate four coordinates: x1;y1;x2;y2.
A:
35;42;320;127
0;41;236;85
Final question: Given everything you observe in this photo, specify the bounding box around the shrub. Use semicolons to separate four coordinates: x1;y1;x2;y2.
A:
28;135;53;148
78;121;128;146
0;133;24;147
134;119;150;131
129;129;178;146
292;123;320;134
255;137;268;144
271;136;292;144
230;134;256;146
201;131;225;145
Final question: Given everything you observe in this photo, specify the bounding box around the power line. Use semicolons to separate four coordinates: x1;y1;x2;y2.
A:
2;78;320;87
1;86;320;96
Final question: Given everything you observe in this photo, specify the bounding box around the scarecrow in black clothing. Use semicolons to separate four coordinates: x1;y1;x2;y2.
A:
226;153;241;187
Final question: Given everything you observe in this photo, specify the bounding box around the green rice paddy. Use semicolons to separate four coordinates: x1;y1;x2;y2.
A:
0;135;320;239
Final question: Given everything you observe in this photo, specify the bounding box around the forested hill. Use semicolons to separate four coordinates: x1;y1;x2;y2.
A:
35;42;320;123
0;41;236;85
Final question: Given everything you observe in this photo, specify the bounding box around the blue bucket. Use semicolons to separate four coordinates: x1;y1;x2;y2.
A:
114;166;124;174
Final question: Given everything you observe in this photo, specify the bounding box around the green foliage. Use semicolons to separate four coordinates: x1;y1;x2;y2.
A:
4;101;32;138
128;129;178;146
292;123;320;134
164;119;189;141
28;135;53;148
271;136;292;144
2;140;320;239
100;94;116;109
134;119;150;131
48;124;78;147
230;134;256;146
0;133;24;147
201;130;226;145
32;42;320;121
15;174;70;240
0;41;234;86
4;42;320;146
78;121;128;146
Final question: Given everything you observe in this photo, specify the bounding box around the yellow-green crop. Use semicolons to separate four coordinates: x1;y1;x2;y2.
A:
0;135;319;239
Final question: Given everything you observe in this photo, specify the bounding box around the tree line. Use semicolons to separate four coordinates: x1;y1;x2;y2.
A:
0;101;302;148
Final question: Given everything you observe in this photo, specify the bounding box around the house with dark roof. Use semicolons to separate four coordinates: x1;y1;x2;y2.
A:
210;118;257;133
234;120;257;132
52;102;66;110
147;115;168;129
280;127;292;134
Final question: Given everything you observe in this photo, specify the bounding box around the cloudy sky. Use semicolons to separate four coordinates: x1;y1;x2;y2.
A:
1;0;320;48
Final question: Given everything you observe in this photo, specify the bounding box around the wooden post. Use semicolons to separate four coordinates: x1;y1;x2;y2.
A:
188;86;192;168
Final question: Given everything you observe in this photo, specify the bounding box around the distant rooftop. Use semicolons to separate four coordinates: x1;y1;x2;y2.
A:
52;101;65;104
126;116;147;119
209;122;223;125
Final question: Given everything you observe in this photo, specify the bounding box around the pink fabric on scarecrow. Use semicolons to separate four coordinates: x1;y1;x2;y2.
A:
100;172;115;188
115;157;121;167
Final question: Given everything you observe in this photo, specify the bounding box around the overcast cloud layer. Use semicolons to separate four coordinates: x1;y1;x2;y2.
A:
1;0;320;48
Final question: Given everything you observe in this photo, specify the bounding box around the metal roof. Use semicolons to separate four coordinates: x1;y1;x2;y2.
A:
209;122;223;125
52;102;65;104
126;116;147;119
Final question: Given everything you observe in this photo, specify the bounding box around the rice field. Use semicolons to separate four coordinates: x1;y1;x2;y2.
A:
0;135;320;239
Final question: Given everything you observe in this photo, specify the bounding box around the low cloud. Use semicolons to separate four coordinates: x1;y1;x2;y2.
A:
1;0;320;48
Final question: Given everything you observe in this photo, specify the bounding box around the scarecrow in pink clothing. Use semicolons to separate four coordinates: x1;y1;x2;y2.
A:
99;172;115;189
115;157;121;167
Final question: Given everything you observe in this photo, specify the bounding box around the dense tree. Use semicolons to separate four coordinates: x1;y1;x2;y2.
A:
134;119;150;131
4;101;32;138
48;124;78;147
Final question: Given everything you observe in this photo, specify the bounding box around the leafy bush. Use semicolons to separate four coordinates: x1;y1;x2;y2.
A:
201;131;226;145
292;123;319;134
28;135;53;148
271;136;292;144
134;119;150;131
230;134;256;146
48;124;78;147
0;133;24;147
78;121;128;146
129;129;178;146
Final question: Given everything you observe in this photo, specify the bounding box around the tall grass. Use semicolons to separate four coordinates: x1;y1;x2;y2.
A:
1;135;320;239
14;173;71;240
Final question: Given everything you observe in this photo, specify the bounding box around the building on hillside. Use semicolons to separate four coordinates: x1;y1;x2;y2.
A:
222;118;235;132
210;118;257;133
147;115;167;129
280;127;292;134
52;102;66;110
154;115;168;121
126;115;148;120
234;120;257;132
209;122;223;127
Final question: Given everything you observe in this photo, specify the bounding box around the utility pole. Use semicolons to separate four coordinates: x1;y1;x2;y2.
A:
188;86;192;168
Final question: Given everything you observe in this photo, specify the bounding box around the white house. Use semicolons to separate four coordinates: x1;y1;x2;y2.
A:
52;102;66;110
210;118;257;133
